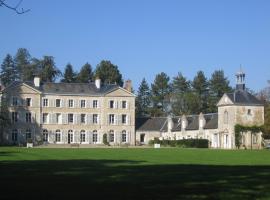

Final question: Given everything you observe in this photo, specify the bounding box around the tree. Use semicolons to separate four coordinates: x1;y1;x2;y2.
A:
151;72;171;116
61;63;77;83
0;100;10;143
192;71;209;113
39;56;61;82
94;60;123;86
77;63;93;83
208;70;233;112
14;48;34;81
0;0;30;14
0;54;18;86
136;78;151;117
263;103;270;139
171;72;192;115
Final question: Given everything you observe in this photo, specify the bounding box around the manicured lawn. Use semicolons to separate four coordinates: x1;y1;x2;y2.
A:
1;147;270;200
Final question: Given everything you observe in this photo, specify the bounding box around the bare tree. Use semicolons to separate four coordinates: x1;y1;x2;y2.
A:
0;0;30;14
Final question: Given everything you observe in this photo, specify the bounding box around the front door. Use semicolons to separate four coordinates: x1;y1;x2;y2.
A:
140;134;145;144
68;133;73;144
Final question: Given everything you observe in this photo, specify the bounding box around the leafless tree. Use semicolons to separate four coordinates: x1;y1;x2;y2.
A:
0;0;30;14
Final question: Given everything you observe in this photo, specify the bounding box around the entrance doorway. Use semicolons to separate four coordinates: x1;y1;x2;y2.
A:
140;134;145;144
68;130;73;144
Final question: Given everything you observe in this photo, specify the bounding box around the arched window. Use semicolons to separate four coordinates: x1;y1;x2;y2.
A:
43;129;48;142
121;130;127;143
26;129;31;140
68;130;73;143
55;129;61;142
224;111;229;124
80;130;86;143
93;130;98;143
12;129;18;142
109;130;114;142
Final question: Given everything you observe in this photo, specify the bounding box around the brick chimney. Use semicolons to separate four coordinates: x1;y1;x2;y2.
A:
124;79;132;92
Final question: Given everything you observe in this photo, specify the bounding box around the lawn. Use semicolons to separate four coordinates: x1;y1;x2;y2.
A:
1;147;270;200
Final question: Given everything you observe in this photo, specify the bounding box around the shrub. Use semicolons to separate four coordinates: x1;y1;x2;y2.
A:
103;134;109;146
148;139;209;148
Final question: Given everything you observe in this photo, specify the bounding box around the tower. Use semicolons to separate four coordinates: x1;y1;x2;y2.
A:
236;67;245;90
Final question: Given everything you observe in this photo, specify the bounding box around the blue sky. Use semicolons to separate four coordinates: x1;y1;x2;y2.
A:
1;0;270;92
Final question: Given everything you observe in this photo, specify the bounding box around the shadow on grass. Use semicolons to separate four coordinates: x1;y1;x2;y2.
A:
1;159;270;200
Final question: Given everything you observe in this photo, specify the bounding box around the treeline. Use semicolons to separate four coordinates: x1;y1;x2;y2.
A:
136;71;233;116
0;48;123;87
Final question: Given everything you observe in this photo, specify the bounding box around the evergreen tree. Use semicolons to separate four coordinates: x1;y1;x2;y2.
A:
136;78;151;117
95;60;123;86
0;54;18;86
14;48;34;81
151;72;171;116
263;103;270;139
77;62;93;83
192;71;209;113
61;63;77;83
208;70;233;112
39;56;61;82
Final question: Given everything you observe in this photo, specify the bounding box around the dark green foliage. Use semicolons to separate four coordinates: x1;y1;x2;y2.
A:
136;78;151;117
149;139;209;148
263;103;270;139
14;48;34;81
0;101;10;142
151;72;171;116
77;63;93;83
103;134;109;145
0;54;18;86
39;56;61;82
95;60;123;86
61;63;77;83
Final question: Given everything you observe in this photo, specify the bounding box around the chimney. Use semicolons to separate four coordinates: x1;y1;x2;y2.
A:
95;78;101;89
124;79;132;92
34;76;40;87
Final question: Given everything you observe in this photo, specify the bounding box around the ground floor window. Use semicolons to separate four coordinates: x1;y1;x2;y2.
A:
26;129;31;141
121;130;127;142
43;129;48;142
93;131;98;143
55;130;61;142
12;129;18;142
140;134;145;143
80;130;86;143
109;130;114;142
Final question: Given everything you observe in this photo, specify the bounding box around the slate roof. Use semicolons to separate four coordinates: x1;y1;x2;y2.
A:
136;117;167;132
226;89;263;105
204;113;218;129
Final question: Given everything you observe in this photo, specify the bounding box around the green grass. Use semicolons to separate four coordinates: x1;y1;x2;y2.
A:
1;147;270;200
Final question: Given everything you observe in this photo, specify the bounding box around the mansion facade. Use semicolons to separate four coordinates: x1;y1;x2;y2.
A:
0;70;265;149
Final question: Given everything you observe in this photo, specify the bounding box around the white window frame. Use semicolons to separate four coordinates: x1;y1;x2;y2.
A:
93;100;98;108
80;130;86;143
122;114;127;124
81;114;86;124
43;98;48;107
55;99;61;108
80;100;86;108
55;130;61;143
25;112;32;123
68;113;74;124
109;114;115;125
109;130;114;142
121;130;127;143
122;101;127;109
26;98;32;107
68;99;74;108
93;130;98;143
43;113;49;124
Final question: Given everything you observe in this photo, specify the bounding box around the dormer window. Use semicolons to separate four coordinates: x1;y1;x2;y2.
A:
182;120;186;129
247;109;252;116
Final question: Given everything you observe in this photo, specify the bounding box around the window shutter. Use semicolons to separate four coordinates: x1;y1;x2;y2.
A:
97;114;100;125
49;113;53;124
127;115;130;125
115;115;118;125
126;101;129;109
31;112;35;123
63;114;67;124
61;99;65;108
126;131;129;143
97;100;100;108
107;114;109;125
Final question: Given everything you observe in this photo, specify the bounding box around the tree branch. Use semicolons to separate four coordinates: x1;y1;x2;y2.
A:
0;0;30;14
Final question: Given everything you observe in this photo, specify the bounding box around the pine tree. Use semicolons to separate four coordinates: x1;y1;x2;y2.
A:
61;63;77;83
151;72;171;116
192;71;209;113
136;78;151;117
95;60;123;86
0;54;18;86
14;48;34;81
77;63;93;83
39;56;61;82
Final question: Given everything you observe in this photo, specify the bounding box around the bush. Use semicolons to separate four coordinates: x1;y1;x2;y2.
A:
148;139;209;148
103;134;109;146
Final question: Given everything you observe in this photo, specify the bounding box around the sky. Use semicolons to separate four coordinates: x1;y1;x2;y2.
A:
1;0;270;92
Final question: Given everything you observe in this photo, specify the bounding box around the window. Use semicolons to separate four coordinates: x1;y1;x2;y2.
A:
109;100;114;108
26;98;32;107
43;98;48;107
121;130;127;142
122;114;127;124
140;134;145;143
80;100;86;108
122;101;127;109
68;99;74;108
56;113;61;124
248;109;252;115
12;97;18;106
68;114;73;124
43;113;49;124
81;114;86;124
109;130;114;142
12;129;18;142
80;130;86;143
55;130;61;142
12;112;18;123
25;112;31;123
224;111;228;124
93;114;98;124
26;129;31;140
93;100;98;108
93;130;98;143
109;114;115;125
56;99;61;107
43;129;48;142
68;130;73;143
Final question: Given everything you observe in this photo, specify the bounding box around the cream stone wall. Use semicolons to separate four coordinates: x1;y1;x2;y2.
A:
135;131;161;145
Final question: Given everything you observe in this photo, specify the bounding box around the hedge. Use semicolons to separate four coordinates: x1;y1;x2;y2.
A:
149;138;209;148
